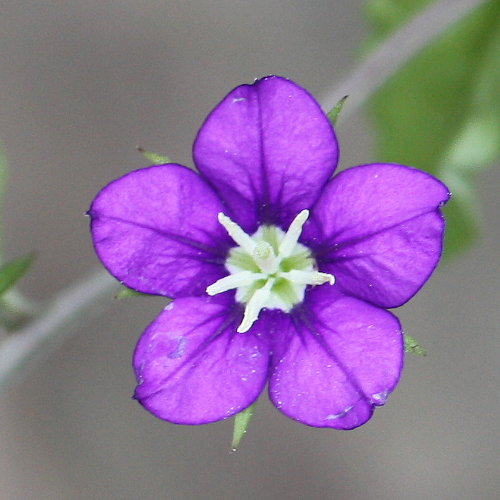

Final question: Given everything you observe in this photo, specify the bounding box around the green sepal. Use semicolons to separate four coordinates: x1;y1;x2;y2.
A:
137;147;172;165
0;253;35;297
327;95;349;127
115;286;151;299
231;401;257;452
404;333;427;356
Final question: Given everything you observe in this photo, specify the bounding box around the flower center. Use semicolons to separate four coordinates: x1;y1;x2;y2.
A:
206;210;335;333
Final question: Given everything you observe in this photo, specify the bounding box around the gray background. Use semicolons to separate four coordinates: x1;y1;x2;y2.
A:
0;1;498;499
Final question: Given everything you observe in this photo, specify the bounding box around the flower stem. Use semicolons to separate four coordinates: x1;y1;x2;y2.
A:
0;270;118;392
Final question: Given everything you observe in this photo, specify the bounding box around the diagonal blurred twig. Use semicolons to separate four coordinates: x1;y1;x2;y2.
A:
321;0;490;119
0;270;118;391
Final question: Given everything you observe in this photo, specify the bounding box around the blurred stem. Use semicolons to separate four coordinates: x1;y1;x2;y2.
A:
0;270;118;392
320;0;490;120
0;0;488;392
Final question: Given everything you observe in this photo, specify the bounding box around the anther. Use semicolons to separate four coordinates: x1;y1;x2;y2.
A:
237;279;275;333
218;213;256;254
279;210;309;258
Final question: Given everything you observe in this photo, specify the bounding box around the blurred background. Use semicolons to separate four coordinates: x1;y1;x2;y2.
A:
0;1;498;499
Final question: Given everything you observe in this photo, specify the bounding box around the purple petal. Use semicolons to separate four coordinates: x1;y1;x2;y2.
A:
193;75;338;233
89;164;231;297
304;164;450;308
133;295;270;424
268;286;403;429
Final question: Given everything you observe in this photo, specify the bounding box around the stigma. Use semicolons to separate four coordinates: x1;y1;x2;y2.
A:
206;210;335;333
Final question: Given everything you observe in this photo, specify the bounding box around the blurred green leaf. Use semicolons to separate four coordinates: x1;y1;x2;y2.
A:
404;333;427;356
231;401;256;452
365;0;500;256
0;253;35;297
327;95;349;127
364;0;435;43
137;147;171;165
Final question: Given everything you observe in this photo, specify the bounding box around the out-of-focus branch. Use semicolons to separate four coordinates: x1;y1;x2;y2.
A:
0;0;489;392
0;270;118;391
321;0;489;119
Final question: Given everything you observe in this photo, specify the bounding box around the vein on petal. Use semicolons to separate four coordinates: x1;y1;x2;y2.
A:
93;213;228;258
313;207;444;259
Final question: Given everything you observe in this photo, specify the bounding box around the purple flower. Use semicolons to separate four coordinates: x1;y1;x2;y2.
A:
89;76;449;429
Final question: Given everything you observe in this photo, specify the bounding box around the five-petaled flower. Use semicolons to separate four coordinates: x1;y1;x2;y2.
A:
89;76;449;429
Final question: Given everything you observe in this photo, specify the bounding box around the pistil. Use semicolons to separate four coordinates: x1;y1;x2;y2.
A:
253;241;278;274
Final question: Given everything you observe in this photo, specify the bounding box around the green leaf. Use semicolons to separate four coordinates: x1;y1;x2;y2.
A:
231;401;256;452
327;95;349;127
0;253;35;297
136;147;172;165
365;0;500;257
404;333;427;356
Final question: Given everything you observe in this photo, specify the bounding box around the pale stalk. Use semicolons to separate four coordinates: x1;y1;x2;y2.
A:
0;270;118;391
321;0;489;119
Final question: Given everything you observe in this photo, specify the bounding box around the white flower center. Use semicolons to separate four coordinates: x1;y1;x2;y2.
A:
206;210;335;333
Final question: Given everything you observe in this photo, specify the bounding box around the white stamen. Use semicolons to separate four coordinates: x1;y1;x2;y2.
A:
279;209;309;258
253;241;278;274
218;213;256;254
206;270;265;296
237;279;275;333
281;269;335;286
208;209;336;333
